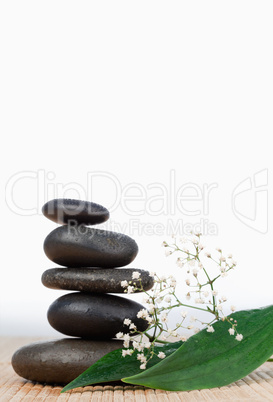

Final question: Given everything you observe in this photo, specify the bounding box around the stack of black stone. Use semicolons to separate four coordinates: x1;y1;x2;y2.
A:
12;199;154;384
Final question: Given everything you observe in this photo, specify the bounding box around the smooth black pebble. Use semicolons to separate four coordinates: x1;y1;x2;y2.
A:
42;268;154;293
42;198;109;225
47;292;149;338
11;338;123;384
43;225;138;268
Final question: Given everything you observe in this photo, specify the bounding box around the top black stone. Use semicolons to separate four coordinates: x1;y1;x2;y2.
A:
42;199;109;225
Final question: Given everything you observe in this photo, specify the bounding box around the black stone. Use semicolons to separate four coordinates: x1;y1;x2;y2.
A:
43;225;138;268
42;199;109;225
42;268;154;293
47;292;149;338
11;338;123;384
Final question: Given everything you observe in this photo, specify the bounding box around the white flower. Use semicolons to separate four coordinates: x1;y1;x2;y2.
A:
137;353;147;363
181;310;187;318
185;279;190;286
149;271;156;277
155;297;163;304
216;248;222;253
228;328;235;335
205;252;211;258
187;325;194;330
123;318;131;326
176;258;184;268
160;275;167;281
122;349;134;357
195;298;204;304
121;280;128;288
180;236;187;243
216;305;223;311
180;335;188;342
148;304;155;313
221;272;228;277
227;253;233;259
220;256;226;262
123;340;130;348
158;352;166;359
116;332;124;339
165;250;172;257
160;335;167;341
123;334;130;342
206;326;215;333
221;295;227;302
212;290;218;296
186;292;191;300
189;259;196;267
129;323;137;330
142;296;150;303
236;334;243;341
198;243;204;250
127;286;135;294
161;241;167;247
230;305;236;312
161;313;168;323
137;309;148;319
164;296;171;303
132;271;141;280
203;291;209;298
192;268;198;275
140;363;146;370
144;342;151;349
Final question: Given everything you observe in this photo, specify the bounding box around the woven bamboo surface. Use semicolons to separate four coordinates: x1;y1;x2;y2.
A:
1;337;273;401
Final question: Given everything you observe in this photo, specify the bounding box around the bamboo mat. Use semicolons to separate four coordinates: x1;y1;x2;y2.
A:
1;337;273;401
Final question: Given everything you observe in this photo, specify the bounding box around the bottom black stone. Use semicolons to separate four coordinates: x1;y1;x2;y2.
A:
11;338;123;384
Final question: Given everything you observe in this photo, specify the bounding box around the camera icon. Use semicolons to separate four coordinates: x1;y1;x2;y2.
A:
232;169;268;234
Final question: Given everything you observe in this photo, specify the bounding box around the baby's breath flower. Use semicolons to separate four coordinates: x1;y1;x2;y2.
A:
158;352;166;359
176;258;184;268
132;271;141;280
116;332;124;339
221;296;227;302
181;310;187;318
180;335;188;342
205;252;211;258
165;250;172;257
212;290;218;296
230;305;236;312
228;328;235;335
137;309;148;319
149;271;156;277
140;363;146;370
121;280;128;288
161;241;168;247
203;291;209;297
129;323;137;330
206;326;215;333
235;334;243;341
127;285;135;294
123;318;131;326
216;305;223;311
185;279;190;286
122;349;134;357
164;296;171;303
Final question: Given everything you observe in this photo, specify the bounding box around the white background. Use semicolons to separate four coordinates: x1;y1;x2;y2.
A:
0;1;272;336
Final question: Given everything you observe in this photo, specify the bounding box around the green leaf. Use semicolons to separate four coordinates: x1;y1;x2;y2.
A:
123;305;273;391
61;341;181;392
